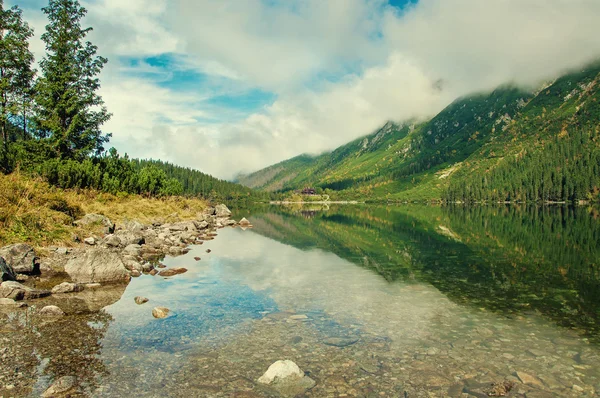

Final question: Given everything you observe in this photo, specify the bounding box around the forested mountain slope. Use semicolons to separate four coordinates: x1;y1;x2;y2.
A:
238;63;600;202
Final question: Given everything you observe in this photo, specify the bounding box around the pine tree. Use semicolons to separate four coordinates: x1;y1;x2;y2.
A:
35;0;111;160
0;1;35;151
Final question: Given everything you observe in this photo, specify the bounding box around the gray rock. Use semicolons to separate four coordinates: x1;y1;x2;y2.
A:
0;243;39;274
323;336;360;347
83;237;96;246
152;306;170;318
123;220;145;233
0;298;27;307
205;207;216;215
0;257;16;282
122;244;142;257
39;305;65;316
114;230;145;246
51;282;84;294
55;247;69;255
122;258;143;272
194;220;209;230
134;296;149;305
42;376;78;397
65;250;131;284
102;234;121;248
215;204;232;217
0;281;51;300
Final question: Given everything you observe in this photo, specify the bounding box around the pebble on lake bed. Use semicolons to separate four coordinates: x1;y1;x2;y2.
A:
134;296;149;305
152;307;170;318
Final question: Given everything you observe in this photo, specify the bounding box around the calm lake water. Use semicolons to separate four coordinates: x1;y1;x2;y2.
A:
2;205;600;397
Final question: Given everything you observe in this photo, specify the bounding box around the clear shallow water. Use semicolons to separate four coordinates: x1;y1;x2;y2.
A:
1;205;600;397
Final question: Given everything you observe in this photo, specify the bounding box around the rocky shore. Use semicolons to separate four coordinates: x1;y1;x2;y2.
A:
0;203;240;314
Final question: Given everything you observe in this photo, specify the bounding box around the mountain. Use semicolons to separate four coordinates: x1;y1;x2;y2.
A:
238;63;600;202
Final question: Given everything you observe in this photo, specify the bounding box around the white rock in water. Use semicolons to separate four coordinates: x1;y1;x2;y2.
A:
152;306;170;319
258;360;304;384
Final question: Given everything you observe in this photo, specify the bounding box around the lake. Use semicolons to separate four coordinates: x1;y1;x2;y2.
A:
2;204;599;397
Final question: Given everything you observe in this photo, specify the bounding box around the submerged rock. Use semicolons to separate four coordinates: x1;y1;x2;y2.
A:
39;305;65;317
42;376;79;397
134;296;149;305
322;337;360;347
152;306;170;318
515;371;545;389
0;243;39;274
0;281;51;301
65;250;130;284
158;267;188;277
257;360;316;396
51;282;84;294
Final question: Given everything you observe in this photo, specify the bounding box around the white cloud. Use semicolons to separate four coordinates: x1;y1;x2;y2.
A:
8;0;600;179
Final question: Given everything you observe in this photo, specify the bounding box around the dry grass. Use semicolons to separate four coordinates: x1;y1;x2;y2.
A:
0;172;207;249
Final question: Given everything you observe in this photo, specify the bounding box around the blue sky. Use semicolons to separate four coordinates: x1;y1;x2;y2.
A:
10;0;600;179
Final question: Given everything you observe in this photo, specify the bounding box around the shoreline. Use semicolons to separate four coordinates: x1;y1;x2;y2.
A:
0;204;241;311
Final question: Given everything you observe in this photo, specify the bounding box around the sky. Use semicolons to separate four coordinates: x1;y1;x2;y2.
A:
11;0;600;179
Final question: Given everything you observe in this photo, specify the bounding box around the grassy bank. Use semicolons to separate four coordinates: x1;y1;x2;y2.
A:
0;172;207;249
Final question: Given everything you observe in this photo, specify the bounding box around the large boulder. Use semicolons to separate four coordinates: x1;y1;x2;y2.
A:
0;281;51;301
122;220;145;233
74;214;115;234
0;257;17;282
257;360;316;396
64;250;131;284
0;243;40;274
215;204;232;218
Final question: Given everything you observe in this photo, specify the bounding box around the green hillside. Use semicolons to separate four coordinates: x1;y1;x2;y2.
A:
238;63;600;203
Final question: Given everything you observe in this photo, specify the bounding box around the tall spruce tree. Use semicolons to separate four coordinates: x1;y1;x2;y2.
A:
35;0;111;160
0;1;35;150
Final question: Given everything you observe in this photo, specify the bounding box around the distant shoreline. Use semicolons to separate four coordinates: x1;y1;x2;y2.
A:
269;201;362;204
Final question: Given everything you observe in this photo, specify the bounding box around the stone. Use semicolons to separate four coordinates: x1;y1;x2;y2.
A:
0;243;39;274
239;217;252;226
74;214;114;232
42;376;78;397
258;360;304;384
215;204;232;217
323;337;360;347
51;282;84;294
0;281;51;300
572;385;584;393
83;237;96;246
289;314;308;320
65;250;131;284
141;262;155;273
0;298;26;307
130;270;141;277
39;305;65;316
152;306;170;318
16;273;29;281
194;257;201;261
149;269;158;276
123;220;145;233
123;244;142;257
194;221;209;230
515;371;545;389
134;296;149;305
114;230;145;246
257;360;316;395
102;234;121;248
158;267;188;277
206;249;212;253
55;247;69;255
0;257;16;282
